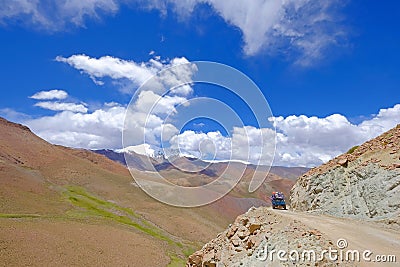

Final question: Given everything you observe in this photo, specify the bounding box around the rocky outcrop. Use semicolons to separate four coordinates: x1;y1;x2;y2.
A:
291;124;400;225
186;207;343;267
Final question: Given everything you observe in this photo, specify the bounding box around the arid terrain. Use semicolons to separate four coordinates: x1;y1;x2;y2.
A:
187;125;400;266
3;116;398;266
1;0;398;266
0;117;300;266
187;207;400;266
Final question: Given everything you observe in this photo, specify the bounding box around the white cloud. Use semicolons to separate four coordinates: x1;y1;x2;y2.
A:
147;0;345;64
358;104;400;136
57;0;119;26
169;126;276;164
0;0;47;27
20;103;400;166
270;104;400;167
55;54;195;95
167;105;400;167
26;97;180;149
169;130;230;160
30;89;68;100
34;101;88;113
123;102;180;146
0;0;119;30
233;126;276;162
55;54;154;87
53;54;195;149
1;1;345;63
124;110;175;145
24;105;126;149
134;90;188;115
104;101;122;107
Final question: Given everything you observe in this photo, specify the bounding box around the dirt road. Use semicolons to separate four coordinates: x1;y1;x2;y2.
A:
273;209;400;266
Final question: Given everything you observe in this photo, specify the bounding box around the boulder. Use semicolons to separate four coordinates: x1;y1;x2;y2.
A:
338;158;348;167
248;223;261;234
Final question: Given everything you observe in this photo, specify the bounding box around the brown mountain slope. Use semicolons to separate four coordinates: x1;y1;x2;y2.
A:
0;118;222;265
0;117;295;266
0;118;175;265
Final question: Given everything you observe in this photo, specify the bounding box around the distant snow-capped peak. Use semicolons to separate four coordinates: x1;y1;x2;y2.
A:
115;144;158;157
115;145;251;165
203;159;251;165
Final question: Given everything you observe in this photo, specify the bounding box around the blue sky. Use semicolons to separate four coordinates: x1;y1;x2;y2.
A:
0;0;399;167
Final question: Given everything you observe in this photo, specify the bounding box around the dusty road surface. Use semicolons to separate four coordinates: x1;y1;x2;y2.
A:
273;208;400;266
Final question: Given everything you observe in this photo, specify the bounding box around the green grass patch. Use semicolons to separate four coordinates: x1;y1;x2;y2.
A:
182;247;196;257
0;213;41;218
64;186;177;245
64;185;194;264
347;145;359;154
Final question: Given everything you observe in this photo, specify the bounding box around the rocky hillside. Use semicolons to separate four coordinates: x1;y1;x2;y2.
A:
290;124;400;225
186;125;400;266
186;207;351;267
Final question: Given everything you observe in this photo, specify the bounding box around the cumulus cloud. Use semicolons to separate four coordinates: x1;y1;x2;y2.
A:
170;130;230;160
23;102;179;149
37;55;197;149
55;54;154;87
270;104;400;167
25;105;126;149
167;105;400;167
2;1;345;63
55;54;195;94
20;103;400;166
134;90;188;115
123;109;179;146
169;126;276;165
34;101;88;113
123;88;185;147
30;89;68;100
19;52;400;167
25;87;185;149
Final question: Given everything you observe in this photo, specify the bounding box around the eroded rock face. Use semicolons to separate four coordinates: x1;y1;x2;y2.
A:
290;124;400;225
291;164;400;219
186;207;341;267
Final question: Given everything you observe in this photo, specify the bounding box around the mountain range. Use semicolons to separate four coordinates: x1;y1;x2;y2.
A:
93;148;309;181
0;117;307;266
